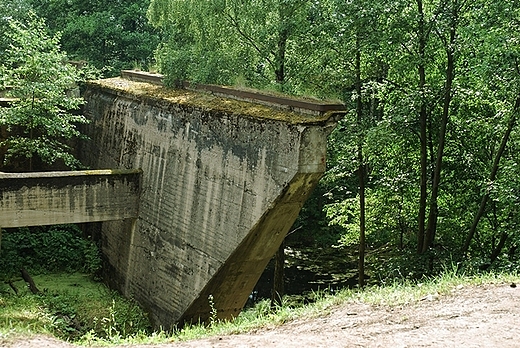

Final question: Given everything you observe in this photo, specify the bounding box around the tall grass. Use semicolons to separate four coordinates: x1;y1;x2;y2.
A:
169;269;518;343
0;273;151;344
0;270;517;346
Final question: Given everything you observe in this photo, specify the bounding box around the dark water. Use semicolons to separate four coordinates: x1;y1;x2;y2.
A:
250;246;368;304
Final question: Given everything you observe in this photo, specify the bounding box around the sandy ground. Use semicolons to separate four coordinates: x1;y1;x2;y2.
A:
5;283;520;348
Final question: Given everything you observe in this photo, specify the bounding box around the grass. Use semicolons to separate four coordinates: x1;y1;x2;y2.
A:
171;269;519;342
0;269;518;346
0;273;151;344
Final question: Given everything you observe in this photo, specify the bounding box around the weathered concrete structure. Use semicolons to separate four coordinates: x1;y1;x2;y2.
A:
0;169;141;228
78;75;343;329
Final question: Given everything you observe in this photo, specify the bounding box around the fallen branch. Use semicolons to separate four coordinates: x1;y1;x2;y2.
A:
6;280;18;295
20;268;40;294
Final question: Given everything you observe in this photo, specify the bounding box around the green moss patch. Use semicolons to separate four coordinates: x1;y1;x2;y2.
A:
88;78;342;125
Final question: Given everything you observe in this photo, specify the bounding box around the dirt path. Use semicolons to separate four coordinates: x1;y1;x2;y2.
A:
5;283;520;348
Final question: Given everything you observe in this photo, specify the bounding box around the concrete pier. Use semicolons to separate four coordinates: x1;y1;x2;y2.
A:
76;75;345;328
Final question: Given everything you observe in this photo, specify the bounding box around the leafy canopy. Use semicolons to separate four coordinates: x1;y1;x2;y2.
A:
29;0;161;76
0;12;88;170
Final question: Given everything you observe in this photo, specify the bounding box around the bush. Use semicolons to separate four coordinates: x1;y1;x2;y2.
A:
0;224;101;278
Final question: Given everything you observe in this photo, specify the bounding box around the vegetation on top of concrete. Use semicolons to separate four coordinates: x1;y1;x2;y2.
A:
89;78;341;125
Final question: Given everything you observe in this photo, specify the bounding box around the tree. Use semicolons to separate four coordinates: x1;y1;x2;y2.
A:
0;0;33;53
458;0;520;259
148;0;320;93
29;0;160;76
0;12;88;170
324;0;520;275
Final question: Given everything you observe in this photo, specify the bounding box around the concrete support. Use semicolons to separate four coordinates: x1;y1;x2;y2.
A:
80;77;342;328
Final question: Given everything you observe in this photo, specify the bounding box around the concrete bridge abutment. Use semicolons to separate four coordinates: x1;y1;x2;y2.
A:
79;74;343;329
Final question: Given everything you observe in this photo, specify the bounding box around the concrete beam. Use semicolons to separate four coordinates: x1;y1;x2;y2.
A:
0;169;141;228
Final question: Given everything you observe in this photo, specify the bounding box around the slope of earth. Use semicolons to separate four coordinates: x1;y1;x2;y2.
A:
5;283;520;348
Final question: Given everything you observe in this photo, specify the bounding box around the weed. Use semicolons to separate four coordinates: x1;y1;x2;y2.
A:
208;295;218;328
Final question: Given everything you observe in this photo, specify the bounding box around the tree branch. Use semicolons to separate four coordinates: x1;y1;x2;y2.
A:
223;11;276;70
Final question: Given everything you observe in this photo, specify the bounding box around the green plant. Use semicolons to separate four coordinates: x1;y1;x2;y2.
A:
0;11;88;170
0;225;102;278
0;273;153;343
207;295;218;328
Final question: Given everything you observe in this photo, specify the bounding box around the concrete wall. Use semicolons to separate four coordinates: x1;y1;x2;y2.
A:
80;77;341;328
0;169;141;228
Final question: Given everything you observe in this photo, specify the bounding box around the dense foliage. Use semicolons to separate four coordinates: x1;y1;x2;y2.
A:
150;0;520;279
2;0;159;76
0;225;101;278
29;0;160;76
0;13;88;170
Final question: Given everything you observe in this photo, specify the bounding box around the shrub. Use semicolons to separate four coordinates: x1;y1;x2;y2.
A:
0;224;101;278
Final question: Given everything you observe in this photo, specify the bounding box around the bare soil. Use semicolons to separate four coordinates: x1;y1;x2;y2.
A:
5;283;520;348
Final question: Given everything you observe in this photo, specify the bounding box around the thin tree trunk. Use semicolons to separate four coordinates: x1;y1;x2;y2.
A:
461;95;520;255
274;2;288;89
489;231;508;265
509;245;517;261
355;36;366;288
275;32;287;86
21;268;40;294
271;240;285;308
417;0;428;254
422;1;457;253
29;90;35;171
7;280;18;295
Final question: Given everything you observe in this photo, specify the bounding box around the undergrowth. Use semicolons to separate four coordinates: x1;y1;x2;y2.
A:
0;269;517;345
0;224;101;278
0;225;151;344
1;224;518;346
0;273;151;343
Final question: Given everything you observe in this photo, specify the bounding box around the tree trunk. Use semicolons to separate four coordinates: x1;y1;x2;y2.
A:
275;33;287;86
422;0;457;253
461;95;520;255
416;0;428;254
355;36;366;288
7;280;18;295
271;240;285;308
509;245;517;261
274;3;288;89
21;268;40;294
489;231;508;265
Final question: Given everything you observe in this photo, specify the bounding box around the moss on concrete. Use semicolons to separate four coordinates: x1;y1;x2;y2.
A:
88;78;341;125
